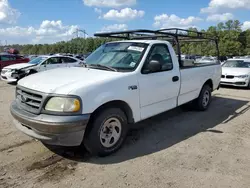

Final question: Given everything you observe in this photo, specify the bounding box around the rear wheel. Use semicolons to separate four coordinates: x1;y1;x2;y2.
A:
84;108;129;157
194;85;212;111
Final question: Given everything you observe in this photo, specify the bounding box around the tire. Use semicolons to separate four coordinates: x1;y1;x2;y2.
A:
84;108;129;157
194;84;212;111
28;70;37;75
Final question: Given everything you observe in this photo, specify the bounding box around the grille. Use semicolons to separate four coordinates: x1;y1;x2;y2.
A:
220;81;246;85
226;75;234;79
220;82;233;85
221;75;225;78
16;87;44;114
235;82;246;85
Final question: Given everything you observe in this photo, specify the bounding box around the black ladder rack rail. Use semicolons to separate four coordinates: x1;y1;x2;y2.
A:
94;28;219;67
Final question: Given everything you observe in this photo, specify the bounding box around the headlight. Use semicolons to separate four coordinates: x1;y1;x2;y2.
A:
2;69;12;73
235;75;249;78
45;97;81;113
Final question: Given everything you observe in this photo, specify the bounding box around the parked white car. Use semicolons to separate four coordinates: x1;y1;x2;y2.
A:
196;56;218;64
10;29;221;156
220;59;250;88
1;55;82;82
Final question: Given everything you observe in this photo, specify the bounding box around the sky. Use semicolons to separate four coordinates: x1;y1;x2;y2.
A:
0;0;250;44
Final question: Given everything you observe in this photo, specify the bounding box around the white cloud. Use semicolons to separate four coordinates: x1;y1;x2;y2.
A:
99;24;128;32
40;20;63;30
201;0;250;13
207;13;234;22
94;8;102;14
0;0;20;24
242;21;250;31
102;8;144;21
83;0;136;8
153;14;203;29
0;20;79;44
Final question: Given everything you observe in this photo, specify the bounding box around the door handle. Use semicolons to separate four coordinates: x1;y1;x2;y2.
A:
172;76;179;82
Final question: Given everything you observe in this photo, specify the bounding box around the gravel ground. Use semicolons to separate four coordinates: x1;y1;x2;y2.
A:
0;80;250;188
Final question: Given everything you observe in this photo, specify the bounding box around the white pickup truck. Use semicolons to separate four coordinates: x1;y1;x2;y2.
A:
10;29;221;156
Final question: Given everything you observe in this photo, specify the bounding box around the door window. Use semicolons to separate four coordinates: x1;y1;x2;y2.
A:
1;55;15;61
62;57;77;63
142;44;173;73
46;57;62;64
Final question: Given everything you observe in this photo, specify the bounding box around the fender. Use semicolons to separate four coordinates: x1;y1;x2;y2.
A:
83;90;141;122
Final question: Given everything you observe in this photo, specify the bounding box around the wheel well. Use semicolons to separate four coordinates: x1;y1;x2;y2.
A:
29;69;37;74
90;100;134;124
204;79;213;90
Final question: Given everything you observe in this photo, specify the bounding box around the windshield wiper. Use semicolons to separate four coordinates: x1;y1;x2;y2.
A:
88;64;117;72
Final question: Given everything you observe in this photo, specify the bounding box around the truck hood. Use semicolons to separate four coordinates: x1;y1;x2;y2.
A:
3;63;34;70
222;67;250;76
18;67;125;94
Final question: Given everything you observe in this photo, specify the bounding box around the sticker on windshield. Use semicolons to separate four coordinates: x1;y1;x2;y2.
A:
128;46;144;52
129;62;136;67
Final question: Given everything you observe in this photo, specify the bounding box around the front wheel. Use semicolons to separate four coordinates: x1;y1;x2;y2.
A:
194;85;212;111
27;70;37;76
84;108;129;157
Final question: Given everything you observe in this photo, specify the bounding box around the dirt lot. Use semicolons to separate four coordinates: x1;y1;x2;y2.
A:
0;81;250;188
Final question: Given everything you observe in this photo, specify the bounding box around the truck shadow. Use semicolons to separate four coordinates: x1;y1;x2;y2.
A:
45;96;249;164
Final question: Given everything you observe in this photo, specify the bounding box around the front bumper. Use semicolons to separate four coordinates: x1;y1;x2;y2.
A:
1;72;17;82
220;78;249;87
10;101;90;146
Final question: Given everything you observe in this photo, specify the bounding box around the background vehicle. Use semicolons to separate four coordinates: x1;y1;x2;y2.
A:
27;55;38;60
1;55;82;82
196;56;218;64
10;28;221;157
221;59;250;88
0;53;30;71
74;53;91;61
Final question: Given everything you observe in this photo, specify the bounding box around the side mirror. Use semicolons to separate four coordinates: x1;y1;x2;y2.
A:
143;60;162;74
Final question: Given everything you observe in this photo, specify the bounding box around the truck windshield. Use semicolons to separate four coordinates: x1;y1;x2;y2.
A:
28;57;47;65
84;42;148;71
223;60;250;68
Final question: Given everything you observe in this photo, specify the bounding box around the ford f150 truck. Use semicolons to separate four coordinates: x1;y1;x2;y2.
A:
10;29;222;156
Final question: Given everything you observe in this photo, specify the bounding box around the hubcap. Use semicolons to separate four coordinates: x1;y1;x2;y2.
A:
202;90;210;107
100;117;122;148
